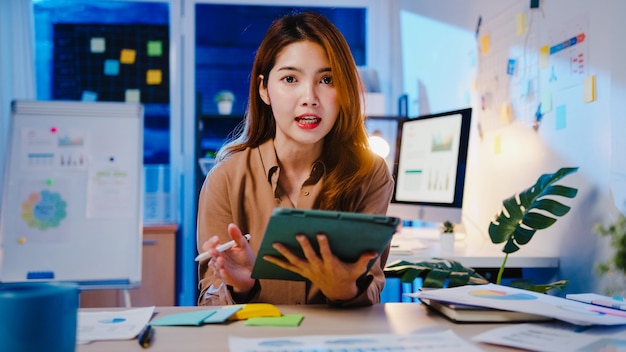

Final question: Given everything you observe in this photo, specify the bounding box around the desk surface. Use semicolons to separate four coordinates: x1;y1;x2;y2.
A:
77;304;520;351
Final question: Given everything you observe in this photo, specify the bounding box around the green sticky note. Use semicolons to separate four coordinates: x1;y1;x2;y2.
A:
147;41;162;57
244;314;304;327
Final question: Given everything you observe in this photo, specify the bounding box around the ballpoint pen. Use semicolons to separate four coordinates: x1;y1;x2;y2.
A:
195;234;252;262
138;324;154;348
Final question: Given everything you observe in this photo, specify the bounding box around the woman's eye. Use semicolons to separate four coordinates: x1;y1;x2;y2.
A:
321;76;333;85
283;76;296;83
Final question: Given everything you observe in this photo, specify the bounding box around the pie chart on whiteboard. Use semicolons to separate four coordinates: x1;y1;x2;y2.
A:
20;189;68;233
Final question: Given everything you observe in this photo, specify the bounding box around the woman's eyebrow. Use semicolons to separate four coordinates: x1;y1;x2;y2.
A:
275;66;332;74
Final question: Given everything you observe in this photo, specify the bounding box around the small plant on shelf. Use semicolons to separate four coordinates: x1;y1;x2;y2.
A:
214;90;235;115
440;221;455;234
214;90;235;103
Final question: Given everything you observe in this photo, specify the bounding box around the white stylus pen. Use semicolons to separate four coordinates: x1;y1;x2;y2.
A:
194;234;251;262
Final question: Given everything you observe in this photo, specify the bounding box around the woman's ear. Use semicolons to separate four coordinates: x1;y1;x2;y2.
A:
258;74;270;105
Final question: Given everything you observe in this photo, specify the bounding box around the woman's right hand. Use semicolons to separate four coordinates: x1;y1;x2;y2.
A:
202;223;257;295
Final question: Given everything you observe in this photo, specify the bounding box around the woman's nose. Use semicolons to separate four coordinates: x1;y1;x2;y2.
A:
301;83;319;106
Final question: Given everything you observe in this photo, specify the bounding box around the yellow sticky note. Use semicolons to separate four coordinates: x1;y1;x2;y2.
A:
494;135;501;155
516;12;526;35
125;89;140;103
146;69;162;85
539;45;550;69
120;49;136;64
500;102;512;124
480;34;490;55
229;303;281;321
584;75;596;103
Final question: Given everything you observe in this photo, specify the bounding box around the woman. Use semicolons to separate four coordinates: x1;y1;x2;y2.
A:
197;11;394;306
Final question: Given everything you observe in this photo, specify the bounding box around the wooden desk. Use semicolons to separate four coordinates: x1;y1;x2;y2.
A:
77;304;519;351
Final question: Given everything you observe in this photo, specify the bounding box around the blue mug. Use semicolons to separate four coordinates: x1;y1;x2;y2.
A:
0;282;79;352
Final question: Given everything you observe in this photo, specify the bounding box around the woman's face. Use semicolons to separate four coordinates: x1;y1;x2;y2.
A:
259;41;339;149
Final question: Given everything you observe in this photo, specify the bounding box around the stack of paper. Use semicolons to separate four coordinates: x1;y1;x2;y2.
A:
418;296;551;323
413;283;626;326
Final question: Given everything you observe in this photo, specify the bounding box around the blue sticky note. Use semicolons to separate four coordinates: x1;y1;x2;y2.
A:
520;79;531;96
104;59;120;76
556;105;566;130
149;306;242;326
204;306;243;323
507;59;516;75
81;91;98;102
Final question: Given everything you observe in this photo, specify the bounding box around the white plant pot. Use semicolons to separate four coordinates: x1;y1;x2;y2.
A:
439;232;455;255
217;100;233;115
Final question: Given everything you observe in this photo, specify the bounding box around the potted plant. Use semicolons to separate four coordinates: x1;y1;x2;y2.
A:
487;166;578;292
441;221;455;234
214;90;235;115
385;166;578;293
594;213;626;296
439;221;455;254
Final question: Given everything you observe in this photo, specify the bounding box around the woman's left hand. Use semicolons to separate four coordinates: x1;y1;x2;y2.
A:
263;233;377;301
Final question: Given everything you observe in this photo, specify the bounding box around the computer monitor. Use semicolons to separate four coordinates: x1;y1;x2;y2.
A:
387;107;472;225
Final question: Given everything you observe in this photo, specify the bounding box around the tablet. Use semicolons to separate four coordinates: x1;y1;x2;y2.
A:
251;208;400;281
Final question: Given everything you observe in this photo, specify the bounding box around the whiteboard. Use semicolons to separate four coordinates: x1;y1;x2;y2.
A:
0;100;143;289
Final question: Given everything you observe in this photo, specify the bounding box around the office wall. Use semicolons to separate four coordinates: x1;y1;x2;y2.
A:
395;0;625;295
0;0;36;199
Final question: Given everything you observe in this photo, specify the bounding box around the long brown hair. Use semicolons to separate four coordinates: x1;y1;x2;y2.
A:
217;11;374;211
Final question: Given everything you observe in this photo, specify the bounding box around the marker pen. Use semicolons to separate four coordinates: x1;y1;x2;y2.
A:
194;234;251;262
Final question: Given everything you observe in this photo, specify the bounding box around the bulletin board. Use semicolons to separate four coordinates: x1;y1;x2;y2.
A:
476;1;542;131
52;23;169;104
475;2;590;133
0;100;144;289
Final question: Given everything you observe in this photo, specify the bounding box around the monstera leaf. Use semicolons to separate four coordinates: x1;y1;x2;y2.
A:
489;166;579;284
384;258;489;288
489;167;579;253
